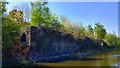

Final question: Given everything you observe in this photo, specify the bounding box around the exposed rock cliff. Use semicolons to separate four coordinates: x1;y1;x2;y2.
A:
20;26;107;62
3;26;110;66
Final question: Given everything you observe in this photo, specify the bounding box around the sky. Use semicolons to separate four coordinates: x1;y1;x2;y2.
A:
6;2;118;36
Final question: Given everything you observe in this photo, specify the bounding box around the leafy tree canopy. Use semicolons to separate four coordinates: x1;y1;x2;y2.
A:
2;17;20;49
94;23;106;39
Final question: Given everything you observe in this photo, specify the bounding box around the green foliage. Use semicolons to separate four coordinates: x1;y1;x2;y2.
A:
0;2;8;49
30;2;49;26
94;23;106;39
87;25;93;34
0;2;8;16
49;14;63;31
30;2;51;26
103;33;120;47
2;17;20;49
60;16;70;25
72;25;80;39
86;24;94;38
60;16;73;34
78;23;86;37
116;38;120;48
60;16;87;38
9;9;23;23
30;2;62;31
51;21;63;31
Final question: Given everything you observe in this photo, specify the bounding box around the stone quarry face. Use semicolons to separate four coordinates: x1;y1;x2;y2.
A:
19;26;106;62
28;26;80;62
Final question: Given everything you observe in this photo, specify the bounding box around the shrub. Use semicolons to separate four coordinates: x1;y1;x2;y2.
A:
2;17;20;49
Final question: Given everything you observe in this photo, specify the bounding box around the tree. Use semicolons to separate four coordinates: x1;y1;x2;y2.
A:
9;9;24;23
72;24;80;38
30;2;62;29
94;23;107;45
30;2;49;26
0;2;8;27
88;25;93;34
103;33;118;46
0;2;8;49
60;16;73;34
2;17;20;49
0;2;8;16
60;15;70;24
116;38;120;48
60;16;86;38
94;23;106;39
50;15;63;31
30;2;50;27
0;2;21;49
78;23;86;37
86;24;94;38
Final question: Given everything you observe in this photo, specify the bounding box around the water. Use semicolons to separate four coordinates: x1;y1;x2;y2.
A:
36;50;120;66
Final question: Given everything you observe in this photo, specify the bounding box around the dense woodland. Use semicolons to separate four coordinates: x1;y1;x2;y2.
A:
0;2;120;66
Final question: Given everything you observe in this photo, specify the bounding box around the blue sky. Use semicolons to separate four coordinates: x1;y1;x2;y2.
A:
6;2;118;36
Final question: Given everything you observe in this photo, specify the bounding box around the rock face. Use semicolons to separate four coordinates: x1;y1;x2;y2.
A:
2;26;110;66
28;26;80;62
80;37;103;52
20;26;107;62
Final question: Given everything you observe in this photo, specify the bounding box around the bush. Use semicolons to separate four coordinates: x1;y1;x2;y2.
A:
2;17;20;49
103;33;119;47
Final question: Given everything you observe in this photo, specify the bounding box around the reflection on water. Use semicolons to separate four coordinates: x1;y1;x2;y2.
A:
38;50;120;66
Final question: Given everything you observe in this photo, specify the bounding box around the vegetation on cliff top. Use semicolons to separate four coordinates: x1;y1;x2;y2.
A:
1;1;120;50
1;1;120;66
